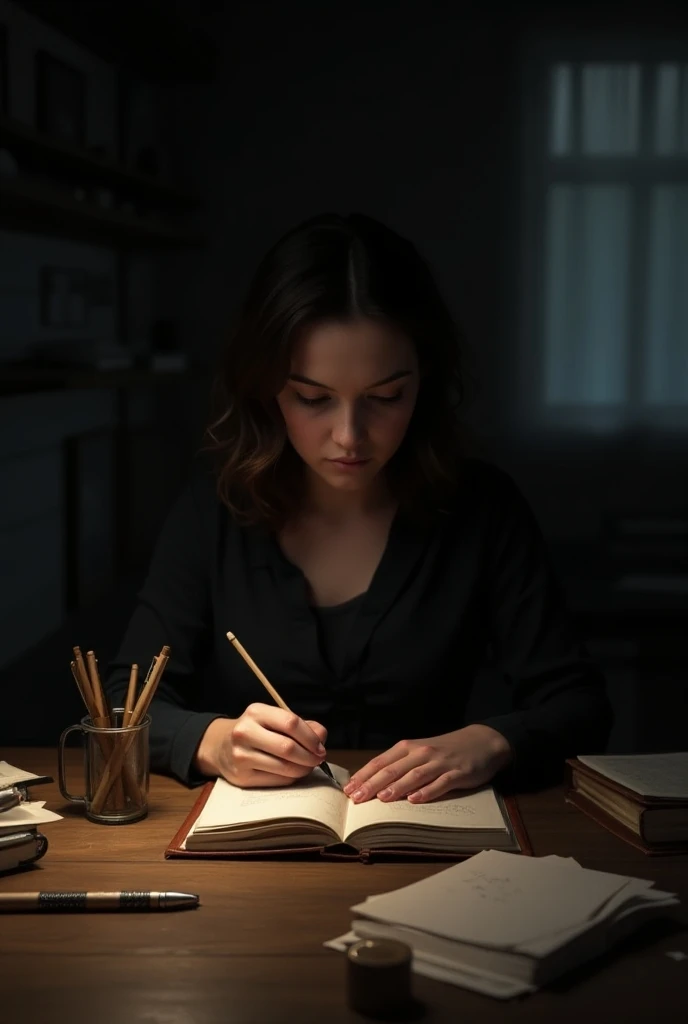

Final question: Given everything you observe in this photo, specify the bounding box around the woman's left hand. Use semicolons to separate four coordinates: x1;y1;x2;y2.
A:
342;724;514;804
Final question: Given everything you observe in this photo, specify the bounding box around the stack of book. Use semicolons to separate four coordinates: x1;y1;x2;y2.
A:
0;762;62;875
325;850;681;998
565;753;688;854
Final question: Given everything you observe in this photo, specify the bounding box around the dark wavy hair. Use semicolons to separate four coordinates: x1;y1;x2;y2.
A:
205;212;473;527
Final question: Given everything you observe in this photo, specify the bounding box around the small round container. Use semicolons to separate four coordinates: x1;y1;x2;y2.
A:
346;937;413;1017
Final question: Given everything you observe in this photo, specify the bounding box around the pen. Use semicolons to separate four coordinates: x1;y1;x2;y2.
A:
0;891;199;912
0;787;22;812
226;630;342;789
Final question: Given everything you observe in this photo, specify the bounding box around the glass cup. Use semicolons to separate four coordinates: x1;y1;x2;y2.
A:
58;709;150;824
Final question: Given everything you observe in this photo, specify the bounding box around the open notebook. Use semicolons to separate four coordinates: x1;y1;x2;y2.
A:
166;764;531;861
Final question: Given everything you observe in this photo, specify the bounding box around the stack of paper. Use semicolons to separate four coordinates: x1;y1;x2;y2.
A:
325;850;680;999
0;761;62;874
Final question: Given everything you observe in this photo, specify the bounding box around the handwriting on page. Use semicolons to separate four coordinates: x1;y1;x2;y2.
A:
345;786;507;833
238;787;343;818
460;870;523;904
384;800;477;816
351;850;631;949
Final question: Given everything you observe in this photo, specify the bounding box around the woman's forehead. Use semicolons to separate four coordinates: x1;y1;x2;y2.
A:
290;319;417;379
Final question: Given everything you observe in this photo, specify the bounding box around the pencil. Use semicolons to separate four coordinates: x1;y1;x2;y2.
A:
90;645;170;815
83;649;110;727
70;655;138;807
123;664;139;727
225;631;341;789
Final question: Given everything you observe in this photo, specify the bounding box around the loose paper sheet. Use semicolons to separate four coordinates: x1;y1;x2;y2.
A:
0;800;63;832
323;930;534;999
350;849;632;949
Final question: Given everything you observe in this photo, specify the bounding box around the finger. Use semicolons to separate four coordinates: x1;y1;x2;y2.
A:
376;763;443;802
343;743;410;795
303;719;328;747
348;748;430;803
243;705;326;763
229;767;303;788
233;745;316;780
244;721;325;769
407;768;475;803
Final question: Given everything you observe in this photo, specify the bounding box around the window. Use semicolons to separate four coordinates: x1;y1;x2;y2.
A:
521;51;688;432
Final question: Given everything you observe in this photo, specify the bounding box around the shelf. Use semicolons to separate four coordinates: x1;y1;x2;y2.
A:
0;176;204;248
0;114;199;211
14;0;217;82
0;365;211;397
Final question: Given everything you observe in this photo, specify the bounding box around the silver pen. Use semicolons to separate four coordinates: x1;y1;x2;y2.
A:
0;787;22;813
0;891;200;912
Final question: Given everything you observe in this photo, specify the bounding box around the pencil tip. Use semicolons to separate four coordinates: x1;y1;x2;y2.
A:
226;631;235;641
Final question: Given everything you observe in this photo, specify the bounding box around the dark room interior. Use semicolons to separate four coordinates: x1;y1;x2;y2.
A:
1;0;685;750
1;2;687;1022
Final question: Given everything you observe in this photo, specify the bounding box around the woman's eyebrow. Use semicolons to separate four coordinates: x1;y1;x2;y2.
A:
288;370;413;390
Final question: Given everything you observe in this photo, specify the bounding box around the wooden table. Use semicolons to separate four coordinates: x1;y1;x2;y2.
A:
2;749;687;1023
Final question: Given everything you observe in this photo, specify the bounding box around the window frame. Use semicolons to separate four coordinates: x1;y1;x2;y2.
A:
516;33;688;439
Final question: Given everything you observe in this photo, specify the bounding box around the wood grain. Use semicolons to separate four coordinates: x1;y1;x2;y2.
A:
1;748;686;1024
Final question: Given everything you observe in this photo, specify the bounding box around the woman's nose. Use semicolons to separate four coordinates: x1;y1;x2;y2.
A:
331;403;365;450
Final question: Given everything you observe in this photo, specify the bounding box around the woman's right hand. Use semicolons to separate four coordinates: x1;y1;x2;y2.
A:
193;703;328;787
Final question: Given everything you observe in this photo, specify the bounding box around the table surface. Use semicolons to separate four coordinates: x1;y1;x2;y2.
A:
2;748;687;1024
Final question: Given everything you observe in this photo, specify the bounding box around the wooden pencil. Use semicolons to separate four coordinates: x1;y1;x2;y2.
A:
72;648;93;708
131;646;169;722
90;645;170;815
70;656;133;809
226;631;341;789
123;664;139;727
85;650;109;726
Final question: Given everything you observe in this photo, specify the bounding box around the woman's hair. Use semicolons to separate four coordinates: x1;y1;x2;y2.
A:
205;212;473;526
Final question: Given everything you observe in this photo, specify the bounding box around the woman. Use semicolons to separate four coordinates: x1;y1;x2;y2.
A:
105;212;611;804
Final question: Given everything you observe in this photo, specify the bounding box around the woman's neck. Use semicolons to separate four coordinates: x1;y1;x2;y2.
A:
300;470;394;525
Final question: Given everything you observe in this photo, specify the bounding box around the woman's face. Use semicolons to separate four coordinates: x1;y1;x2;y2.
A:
276;318;419;495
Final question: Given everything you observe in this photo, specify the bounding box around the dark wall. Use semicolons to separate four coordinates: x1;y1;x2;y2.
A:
1;0;686;750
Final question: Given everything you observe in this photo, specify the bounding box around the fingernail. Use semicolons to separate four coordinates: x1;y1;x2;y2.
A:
378;788;393;800
317;743;326;755
351;789;364;802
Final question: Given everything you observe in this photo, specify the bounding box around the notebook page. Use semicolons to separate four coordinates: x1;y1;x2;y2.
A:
343;785;507;837
350;850;631;949
576;753;688;799
191;767;349;838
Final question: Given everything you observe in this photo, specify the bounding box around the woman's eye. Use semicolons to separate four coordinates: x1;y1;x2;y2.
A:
369;391;403;404
293;391;403;407
295;393;330;406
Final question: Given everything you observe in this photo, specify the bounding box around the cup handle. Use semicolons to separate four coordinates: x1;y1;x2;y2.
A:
58;724;87;806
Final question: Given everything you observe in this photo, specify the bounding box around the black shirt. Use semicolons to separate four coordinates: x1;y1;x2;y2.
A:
104;459;612;787
313;592;367;679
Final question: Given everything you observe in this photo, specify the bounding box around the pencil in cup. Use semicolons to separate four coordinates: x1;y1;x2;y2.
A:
89;646;170;816
71;648;137;809
225;631;341;789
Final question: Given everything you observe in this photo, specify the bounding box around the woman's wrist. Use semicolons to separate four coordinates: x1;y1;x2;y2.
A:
193;717;236;777
463;723;514;768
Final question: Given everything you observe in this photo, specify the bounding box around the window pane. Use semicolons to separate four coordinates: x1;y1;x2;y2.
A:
550;64;573;155
582;64;641;154
644;187;688;404
544;186;630;404
654;64;688;155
